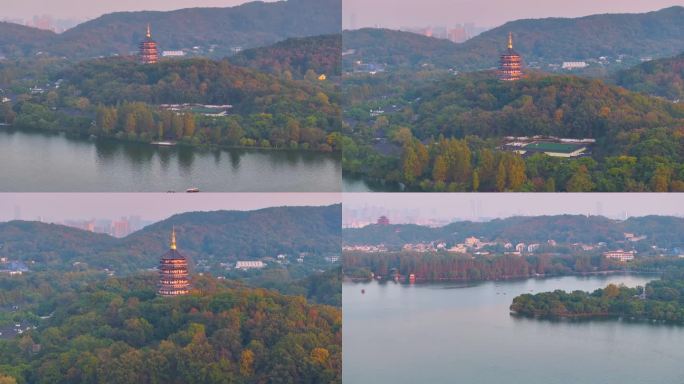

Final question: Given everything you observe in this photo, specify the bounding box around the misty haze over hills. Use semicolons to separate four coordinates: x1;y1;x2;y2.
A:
343;215;684;249
342;194;684;228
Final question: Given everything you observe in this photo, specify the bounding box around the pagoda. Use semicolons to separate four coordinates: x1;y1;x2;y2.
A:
499;32;522;81
139;24;159;64
158;227;190;296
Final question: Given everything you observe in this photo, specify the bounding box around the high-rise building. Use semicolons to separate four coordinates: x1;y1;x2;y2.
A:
158;228;190;296
447;26;468;43
139;24;159;65
499;32;522;81
112;218;131;238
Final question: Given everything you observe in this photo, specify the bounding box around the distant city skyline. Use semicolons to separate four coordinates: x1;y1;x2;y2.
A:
343;0;684;30
2;0;274;25
0;193;341;223
343;193;684;227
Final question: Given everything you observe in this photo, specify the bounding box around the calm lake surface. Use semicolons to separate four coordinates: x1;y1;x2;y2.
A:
342;176;373;192
343;175;398;192
0;129;341;191
343;275;684;384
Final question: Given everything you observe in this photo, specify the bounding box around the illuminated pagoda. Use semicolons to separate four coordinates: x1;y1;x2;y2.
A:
499;32;522;81
158;227;190;296
139;24;159;64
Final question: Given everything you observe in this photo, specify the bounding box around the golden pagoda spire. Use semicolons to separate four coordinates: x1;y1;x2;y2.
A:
146;24;152;39
508;32;513;50
170;226;177;250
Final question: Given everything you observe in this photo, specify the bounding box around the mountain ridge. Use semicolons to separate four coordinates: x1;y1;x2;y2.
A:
343;6;684;71
343;215;684;247
0;205;341;273
0;0;341;59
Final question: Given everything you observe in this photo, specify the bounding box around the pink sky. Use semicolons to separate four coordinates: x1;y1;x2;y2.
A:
0;193;341;222
2;0;276;21
343;193;684;222
344;0;684;29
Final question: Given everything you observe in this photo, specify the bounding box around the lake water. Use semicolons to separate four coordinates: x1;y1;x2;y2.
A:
0;129;341;191
343;275;684;384
343;175;398;192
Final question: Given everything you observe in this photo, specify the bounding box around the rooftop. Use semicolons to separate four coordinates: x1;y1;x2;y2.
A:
523;141;584;154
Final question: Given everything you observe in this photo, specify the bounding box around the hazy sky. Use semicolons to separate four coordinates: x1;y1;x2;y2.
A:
0;193;340;223
344;193;684;223
2;0;274;22
343;0;684;29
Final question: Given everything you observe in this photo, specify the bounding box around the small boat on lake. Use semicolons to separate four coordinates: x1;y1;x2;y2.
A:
151;141;177;146
186;188;200;193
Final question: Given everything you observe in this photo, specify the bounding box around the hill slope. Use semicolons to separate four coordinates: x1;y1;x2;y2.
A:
342;70;684;192
8;56;341;151
0;22;55;57
615;53;684;101
342;28;458;68
343;215;684;248
456;6;684;69
0;205;341;273
343;6;684;71
58;57;339;115
0;0;341;59
398;72;684;141
230;34;341;78
0;274;341;383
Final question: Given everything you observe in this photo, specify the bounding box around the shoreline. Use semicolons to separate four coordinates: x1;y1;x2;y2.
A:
509;310;682;326
342;171;403;192
0;125;341;155
343;270;661;285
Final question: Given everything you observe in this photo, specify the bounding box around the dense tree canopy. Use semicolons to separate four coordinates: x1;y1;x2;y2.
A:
615;53;684;101
231;35;341;79
343;70;684;191
511;265;684;323
343;250;631;282
343;215;684;282
1;56;341;151
0;274;341;384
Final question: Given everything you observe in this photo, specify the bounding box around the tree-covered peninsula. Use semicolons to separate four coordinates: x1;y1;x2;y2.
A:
1;54;340;152
510;265;684;323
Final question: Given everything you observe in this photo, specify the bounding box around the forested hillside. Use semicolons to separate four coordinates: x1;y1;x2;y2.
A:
0;0;341;59
342;28;458;69
343;71;684;191
0;205;341;274
510;262;684;323
231;34;341;79
343;215;684;248
2;57;341;151
0;274;341;383
615;53;684;101
0;22;54;58
343;7;684;71
343;217;684;283
380;72;682;140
